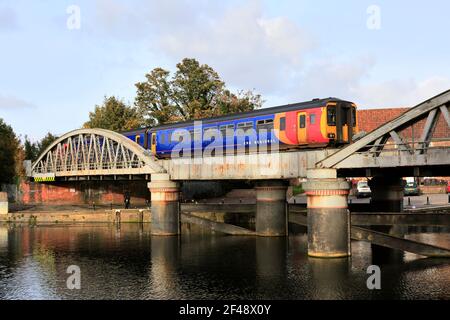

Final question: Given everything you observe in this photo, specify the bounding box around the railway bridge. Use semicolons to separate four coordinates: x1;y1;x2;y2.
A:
30;90;450;257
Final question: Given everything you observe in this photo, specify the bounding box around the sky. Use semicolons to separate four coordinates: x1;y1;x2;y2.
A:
1;0;450;141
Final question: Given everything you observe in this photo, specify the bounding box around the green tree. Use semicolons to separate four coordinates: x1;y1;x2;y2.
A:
24;135;39;161
84;96;143;131
37;133;58;156
0;118;20;184
134;68;177;126
135;58;263;125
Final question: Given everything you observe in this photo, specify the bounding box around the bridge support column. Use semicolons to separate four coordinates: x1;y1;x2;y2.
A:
255;181;288;237
303;169;351;258
369;176;404;212
148;174;180;236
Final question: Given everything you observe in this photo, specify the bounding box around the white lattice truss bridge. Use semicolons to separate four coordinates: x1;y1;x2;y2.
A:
32;129;164;179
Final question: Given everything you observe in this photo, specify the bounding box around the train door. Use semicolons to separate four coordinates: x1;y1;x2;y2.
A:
338;103;353;143
328;102;354;143
151;132;157;155
297;112;307;144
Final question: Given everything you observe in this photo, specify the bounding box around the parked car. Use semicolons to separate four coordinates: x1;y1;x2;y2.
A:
356;181;371;198
404;182;420;196
447;181;450;194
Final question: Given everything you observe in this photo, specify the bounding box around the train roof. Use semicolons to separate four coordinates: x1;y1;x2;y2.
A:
149;97;353;131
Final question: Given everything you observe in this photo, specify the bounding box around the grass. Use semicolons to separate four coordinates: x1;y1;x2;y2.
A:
292;185;304;196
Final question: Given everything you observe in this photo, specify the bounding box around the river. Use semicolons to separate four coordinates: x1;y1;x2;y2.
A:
0;223;449;299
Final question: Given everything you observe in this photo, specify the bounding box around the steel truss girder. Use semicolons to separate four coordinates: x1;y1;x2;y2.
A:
31;128;165;177
318;90;450;168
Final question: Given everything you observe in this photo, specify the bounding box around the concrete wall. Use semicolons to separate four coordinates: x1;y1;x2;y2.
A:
18;180;150;206
0;192;8;214
420;185;447;194
1;184;18;202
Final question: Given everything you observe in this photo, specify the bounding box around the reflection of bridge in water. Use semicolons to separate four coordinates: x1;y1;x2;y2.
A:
1;224;448;299
28;90;450;258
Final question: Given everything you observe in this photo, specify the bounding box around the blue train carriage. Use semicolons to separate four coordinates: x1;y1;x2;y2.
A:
121;128;150;149
147;113;279;159
121;97;358;159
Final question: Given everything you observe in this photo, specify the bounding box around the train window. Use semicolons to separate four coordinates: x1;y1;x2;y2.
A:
352;107;357;127
227;124;235;130
135;135;140;144
327;106;337;126
152;134;156;145
310;114;316;125
257;120;265;126
237;122;246;128
299;115;306;128
280;117;286;131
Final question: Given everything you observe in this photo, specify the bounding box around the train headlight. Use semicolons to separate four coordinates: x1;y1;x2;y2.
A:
328;133;336;139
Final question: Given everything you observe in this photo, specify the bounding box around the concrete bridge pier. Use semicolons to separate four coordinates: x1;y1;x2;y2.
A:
148;174;180;236
369;176;404;212
255;180;288;237
303;169;351;258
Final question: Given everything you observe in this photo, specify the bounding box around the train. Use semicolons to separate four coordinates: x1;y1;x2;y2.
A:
121;98;359;159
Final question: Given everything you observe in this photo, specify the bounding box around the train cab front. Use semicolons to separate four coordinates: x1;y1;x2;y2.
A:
325;100;358;145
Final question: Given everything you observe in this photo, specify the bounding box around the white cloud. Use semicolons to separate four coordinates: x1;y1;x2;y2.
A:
0;95;36;109
92;0;315;94
350;75;450;108
154;0;316;93
90;0;450;109
290;56;450;108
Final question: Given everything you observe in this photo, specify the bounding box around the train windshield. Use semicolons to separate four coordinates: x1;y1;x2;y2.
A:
327;106;336;126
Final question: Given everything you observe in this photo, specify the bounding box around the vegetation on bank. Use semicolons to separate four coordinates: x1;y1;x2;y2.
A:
0;118;58;185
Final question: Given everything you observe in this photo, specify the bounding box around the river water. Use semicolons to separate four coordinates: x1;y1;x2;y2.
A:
0;223;449;300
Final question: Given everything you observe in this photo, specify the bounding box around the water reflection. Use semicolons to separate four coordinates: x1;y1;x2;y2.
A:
308;257;350;300
0;227;7;250
256;238;287;297
148;236;180;299
0;224;448;300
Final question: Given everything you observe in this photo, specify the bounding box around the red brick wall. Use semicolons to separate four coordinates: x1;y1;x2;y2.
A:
19;181;150;206
357;107;450;140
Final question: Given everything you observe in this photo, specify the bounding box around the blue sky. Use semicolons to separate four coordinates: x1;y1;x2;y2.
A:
1;0;450;140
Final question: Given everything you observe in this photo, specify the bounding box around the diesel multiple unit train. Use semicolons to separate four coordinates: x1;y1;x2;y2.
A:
122;98;358;158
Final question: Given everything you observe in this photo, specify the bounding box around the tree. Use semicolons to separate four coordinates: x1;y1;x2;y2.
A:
134;68;178;126
24;136;39;161
38;133;58;156
23;133;58;162
0;118;20;184
84;96;143;131
135;58;263;125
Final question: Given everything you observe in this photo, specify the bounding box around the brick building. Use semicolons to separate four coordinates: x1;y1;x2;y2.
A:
357;107;450;145
357;107;450;187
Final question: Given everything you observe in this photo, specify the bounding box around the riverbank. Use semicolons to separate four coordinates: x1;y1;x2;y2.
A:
0;206;151;224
